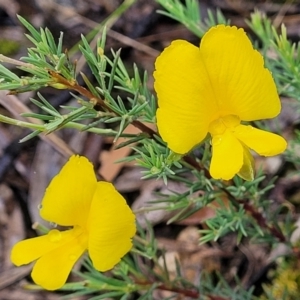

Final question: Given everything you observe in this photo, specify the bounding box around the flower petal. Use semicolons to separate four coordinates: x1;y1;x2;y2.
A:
11;229;80;266
200;25;281;121
234;125;287;156
40;155;97;226
154;40;218;154
88;182;136;271
31;231;87;290
238;144;255;181
210;130;243;180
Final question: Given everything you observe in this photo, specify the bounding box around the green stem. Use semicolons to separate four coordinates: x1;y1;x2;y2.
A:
65;122;137;137
0;114;138;137
0;114;44;130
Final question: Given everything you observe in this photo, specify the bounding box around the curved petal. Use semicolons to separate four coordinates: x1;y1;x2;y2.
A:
154;40;218;154
234;125;287;156
40;155;97;226
200;25;281;121
31;231;87;290
210;130;243;180
11;229;80;266
237;144;255;181
88;182;136;271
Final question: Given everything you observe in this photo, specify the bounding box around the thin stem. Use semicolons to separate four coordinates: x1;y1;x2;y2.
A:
223;188;287;243
49;71;158;137
239;199;286;243
0;114;44;130
135;279;229;300
155;283;199;299
65;122;137;137
183;155;211;177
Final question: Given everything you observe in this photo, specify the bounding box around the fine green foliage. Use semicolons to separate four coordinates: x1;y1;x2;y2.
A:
248;11;300;101
0;1;299;299
155;0;229;37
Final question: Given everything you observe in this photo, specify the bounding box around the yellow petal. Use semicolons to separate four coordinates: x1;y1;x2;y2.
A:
234;125;287;156
200;25;281;121
31;231;87;290
154;40;218;154
88;182;136;271
11;229;80;266
237;144;255;181
40;155;97;226
210;130;243;180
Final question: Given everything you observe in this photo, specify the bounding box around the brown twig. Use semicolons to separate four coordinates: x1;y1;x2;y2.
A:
155;283;199;299
135;280;229;300
222;188;287;243
49;71;158;138
183;155;212;177
239;200;286;243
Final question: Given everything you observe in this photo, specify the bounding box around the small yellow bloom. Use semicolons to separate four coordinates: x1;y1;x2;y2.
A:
11;155;136;290
154;25;287;180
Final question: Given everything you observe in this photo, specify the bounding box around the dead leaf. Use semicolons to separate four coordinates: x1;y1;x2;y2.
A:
99;123;155;181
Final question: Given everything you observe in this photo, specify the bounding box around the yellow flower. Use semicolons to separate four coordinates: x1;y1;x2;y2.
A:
154;25;287;180
11;155;136;290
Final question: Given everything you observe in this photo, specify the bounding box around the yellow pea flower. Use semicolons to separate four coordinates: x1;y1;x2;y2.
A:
154;25;287;180
11;155;136;290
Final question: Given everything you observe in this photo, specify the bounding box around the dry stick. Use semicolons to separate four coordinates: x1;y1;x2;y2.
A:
51;71;287;243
